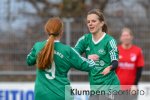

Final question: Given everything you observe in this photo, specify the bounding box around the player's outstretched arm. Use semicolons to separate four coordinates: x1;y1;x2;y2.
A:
68;48;95;72
26;44;37;66
74;35;86;55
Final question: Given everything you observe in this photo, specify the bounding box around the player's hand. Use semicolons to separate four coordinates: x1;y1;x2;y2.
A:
88;54;99;61
101;66;112;75
130;85;138;95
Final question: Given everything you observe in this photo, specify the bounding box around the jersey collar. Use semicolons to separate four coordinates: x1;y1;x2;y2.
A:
46;40;60;42
54;40;60;42
92;33;106;44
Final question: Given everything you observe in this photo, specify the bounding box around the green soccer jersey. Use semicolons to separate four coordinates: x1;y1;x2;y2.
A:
75;33;120;91
26;40;96;100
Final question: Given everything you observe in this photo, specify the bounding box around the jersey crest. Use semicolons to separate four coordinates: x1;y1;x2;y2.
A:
98;49;106;55
99;60;105;66
130;53;137;62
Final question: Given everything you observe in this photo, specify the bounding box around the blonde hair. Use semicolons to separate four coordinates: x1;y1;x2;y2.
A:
121;27;133;36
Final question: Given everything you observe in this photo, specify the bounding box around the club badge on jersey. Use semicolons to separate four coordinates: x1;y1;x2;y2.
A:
130;53;137;62
98;49;106;55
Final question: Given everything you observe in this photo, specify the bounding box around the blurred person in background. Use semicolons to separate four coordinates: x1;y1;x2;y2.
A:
75;9;120;100
26;17;96;100
116;27;144;100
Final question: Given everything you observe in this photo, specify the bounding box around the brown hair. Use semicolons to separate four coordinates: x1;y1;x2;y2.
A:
87;9;108;33
37;17;63;70
121;27;133;36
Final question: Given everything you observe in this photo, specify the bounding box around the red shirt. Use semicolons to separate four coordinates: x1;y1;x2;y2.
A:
116;45;144;90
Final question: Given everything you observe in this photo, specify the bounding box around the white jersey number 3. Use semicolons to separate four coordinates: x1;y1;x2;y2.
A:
45;62;55;80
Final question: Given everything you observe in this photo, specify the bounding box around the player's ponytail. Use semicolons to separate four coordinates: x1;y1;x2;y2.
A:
37;17;63;70
102;23;108;33
87;9;108;33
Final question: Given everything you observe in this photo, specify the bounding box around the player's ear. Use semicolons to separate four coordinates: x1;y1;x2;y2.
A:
131;35;134;41
119;35;122;43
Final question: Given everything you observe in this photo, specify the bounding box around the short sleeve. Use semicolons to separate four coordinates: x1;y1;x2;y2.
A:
136;48;144;67
26;44;37;66
74;35;86;55
108;39;119;62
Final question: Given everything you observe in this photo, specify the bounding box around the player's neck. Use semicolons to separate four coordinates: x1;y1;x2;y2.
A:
122;43;132;49
92;31;104;42
54;36;61;41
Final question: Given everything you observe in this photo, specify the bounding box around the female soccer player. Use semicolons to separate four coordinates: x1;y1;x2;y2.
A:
74;9;120;100
116;27;144;100
26;17;96;100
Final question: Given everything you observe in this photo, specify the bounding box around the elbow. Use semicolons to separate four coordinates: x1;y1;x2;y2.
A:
26;60;34;66
26;57;36;66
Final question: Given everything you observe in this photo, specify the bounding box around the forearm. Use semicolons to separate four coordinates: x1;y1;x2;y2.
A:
134;67;143;85
110;60;118;71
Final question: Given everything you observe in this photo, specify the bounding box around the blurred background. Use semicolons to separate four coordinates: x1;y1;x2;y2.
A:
0;0;150;100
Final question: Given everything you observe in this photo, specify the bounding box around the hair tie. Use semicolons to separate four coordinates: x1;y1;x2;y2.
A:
48;33;59;36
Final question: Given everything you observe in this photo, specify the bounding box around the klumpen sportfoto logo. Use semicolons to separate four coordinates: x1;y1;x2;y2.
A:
65;84;150;100
69;88;145;96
